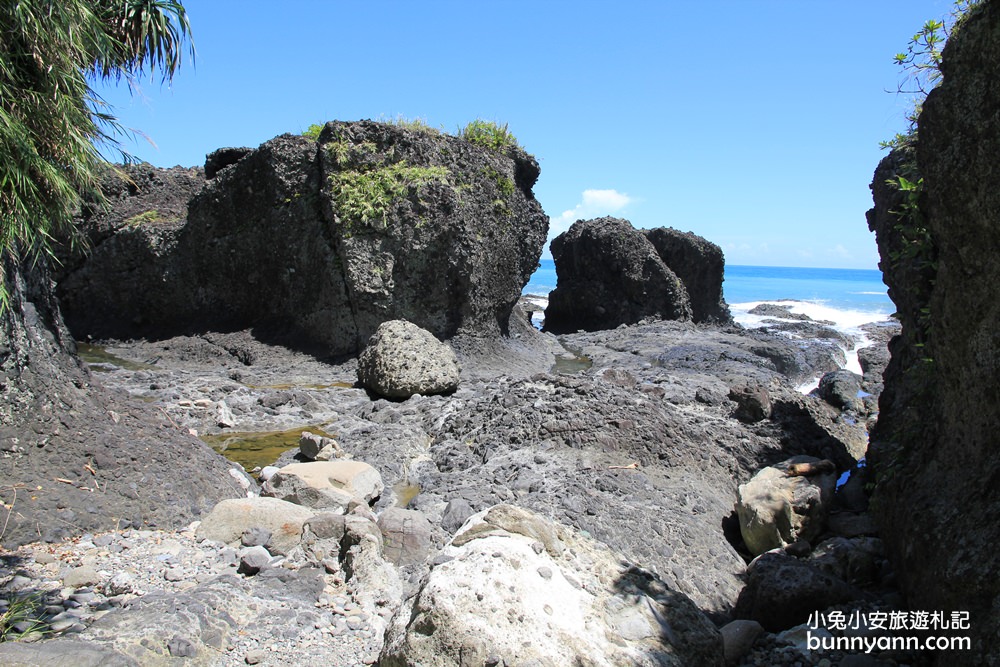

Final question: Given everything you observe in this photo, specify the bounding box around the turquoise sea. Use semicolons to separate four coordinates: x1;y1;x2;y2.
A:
524;260;894;329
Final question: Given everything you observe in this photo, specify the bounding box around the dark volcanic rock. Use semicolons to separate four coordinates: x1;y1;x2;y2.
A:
56;121;549;359
642;226;732;324
0;255;242;548
543;217;693;333
204;146;252;179
815;369;863;413
868;3;1000;663
734;552;860;632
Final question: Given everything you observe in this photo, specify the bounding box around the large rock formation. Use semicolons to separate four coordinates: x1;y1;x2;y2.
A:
867;3;1000;662
0;255;242;548
642;226;731;324
543;217;730;333
55;120;549;357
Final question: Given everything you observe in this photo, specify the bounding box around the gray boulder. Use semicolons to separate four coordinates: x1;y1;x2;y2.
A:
262;461;384;510
377;507;435;566
195;497;315;555
357;320;460;399
380;505;724;666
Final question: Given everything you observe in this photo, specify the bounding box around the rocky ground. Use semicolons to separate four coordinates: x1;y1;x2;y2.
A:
0;312;921;666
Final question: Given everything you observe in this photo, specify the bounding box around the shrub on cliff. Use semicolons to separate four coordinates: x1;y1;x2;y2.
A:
0;0;193;307
461;119;519;151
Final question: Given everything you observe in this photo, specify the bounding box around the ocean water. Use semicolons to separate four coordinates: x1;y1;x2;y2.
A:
523;260;895;383
525;261;892;320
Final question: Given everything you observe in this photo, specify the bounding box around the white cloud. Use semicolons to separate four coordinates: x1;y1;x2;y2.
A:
549;188;634;243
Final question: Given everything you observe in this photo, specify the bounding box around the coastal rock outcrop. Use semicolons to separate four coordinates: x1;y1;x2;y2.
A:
543;217;731;333
867;3;1000;662
642;226;732;324
55;120;549;359
380;504;724;666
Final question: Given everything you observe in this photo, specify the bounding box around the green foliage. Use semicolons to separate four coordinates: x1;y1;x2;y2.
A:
460;119;519;151
883;0;983;148
303;123;324;140
325;137;450;230
481;166;515;216
0;0;193;309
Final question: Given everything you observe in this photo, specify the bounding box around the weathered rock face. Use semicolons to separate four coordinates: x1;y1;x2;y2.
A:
868;4;1000;662
55;120;549;357
544;217;730;333
642;227;731;324
356;320;460;399
380;505;725;667
543;217;691;333
0;255;243;548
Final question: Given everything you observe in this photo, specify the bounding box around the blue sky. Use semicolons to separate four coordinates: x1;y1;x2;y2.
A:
96;0;957;269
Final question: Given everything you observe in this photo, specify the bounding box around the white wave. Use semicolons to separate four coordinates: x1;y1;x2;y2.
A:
731;299;894;392
730;299;889;333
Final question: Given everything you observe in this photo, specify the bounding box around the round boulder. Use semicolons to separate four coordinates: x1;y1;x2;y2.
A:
357;320;460;399
735;455;837;556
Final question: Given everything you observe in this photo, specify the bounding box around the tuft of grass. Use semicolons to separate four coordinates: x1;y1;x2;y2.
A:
460;119;519;151
123;210;172;226
0;593;47;642
380;114;442;136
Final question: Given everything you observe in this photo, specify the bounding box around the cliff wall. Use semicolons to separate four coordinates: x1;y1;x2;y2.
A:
868;3;1000;662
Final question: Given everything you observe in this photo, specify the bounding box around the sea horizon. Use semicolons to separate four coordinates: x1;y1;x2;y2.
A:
523;260;895;335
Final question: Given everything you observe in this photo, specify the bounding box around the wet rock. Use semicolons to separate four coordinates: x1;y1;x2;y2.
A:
815;369;863;412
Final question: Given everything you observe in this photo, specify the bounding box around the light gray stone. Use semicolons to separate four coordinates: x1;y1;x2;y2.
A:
262;461;383;511
377;507;434;567
196;497;315;555
381;504;723;666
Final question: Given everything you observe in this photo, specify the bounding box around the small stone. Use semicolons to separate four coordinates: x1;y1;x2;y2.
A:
93;534;115;548
163;567;185;582
245;649;265;664
241;526;272;548
167;635;197;657
537;566;553;580
32;551;56;565
63;566;101;588
238;545;272;576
